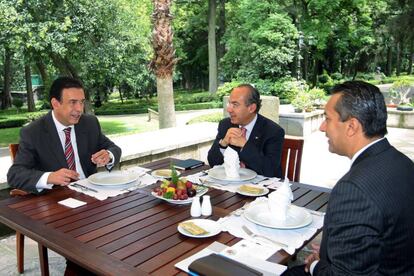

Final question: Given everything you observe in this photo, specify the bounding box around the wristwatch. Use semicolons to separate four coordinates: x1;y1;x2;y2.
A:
219;139;228;149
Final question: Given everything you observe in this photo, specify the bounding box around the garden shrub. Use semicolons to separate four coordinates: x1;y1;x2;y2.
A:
330;72;343;80
0;117;27;128
252;79;275;95
187;112;223;124
26;111;48;122
273;78;308;103
216;80;243;99
12;98;24;110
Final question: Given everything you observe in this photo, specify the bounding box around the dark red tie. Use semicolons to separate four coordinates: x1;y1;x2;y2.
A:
240;127;247;168
64;127;76;171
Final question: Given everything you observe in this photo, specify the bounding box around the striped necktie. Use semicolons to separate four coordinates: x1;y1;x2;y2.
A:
240;127;247;168
63;127;76;171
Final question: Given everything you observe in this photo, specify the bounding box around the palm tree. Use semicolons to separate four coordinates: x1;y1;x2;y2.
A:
150;0;177;129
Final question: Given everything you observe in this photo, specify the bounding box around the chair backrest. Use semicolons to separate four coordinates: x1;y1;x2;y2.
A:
9;143;19;162
8;143;29;196
281;137;304;182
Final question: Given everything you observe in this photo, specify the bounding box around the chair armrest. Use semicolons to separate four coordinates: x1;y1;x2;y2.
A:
10;189;29;197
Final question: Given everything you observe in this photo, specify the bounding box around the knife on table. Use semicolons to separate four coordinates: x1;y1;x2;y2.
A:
71;183;98;193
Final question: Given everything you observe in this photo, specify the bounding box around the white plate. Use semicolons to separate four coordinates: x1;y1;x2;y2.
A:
151;185;208;205
244;202;312;229
87;171;139;186
208;166;257;182
178;219;221;238
237;185;269;197
151;169;181;179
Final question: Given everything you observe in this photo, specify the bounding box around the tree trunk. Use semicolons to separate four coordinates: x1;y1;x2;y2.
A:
217;0;226;62
35;57;49;100
150;0;177;129
302;48;308;82
50;53;71;76
25;63;36;112
2;47;12;110
312;58;319;87
408;39;413;75
396;40;401;76
63;57;80;80
208;0;218;93
36;59;48;85
157;77;176;128
386;46;392;76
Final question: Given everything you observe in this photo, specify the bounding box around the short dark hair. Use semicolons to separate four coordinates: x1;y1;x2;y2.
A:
49;76;84;102
236;83;262;113
331;80;387;138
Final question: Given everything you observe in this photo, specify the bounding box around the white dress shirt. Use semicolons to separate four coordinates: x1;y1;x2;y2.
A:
35;111;87;191
35;111;115;191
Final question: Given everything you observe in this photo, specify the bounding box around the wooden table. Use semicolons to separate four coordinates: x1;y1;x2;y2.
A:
0;158;330;275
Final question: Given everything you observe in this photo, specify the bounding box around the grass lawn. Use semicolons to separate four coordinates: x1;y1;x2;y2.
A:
0;127;20;147
0;117;160;147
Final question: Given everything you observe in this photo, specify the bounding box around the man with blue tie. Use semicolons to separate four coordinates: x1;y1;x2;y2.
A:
283;81;414;275
207;84;285;177
7;76;121;194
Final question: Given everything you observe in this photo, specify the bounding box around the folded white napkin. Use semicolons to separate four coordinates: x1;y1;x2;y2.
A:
268;179;293;221
223;147;240;178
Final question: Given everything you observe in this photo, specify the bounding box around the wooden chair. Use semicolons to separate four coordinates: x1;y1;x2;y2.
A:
281;137;304;182
9;144;49;276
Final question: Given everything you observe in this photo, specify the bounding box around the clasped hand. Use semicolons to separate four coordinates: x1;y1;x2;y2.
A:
222;127;247;148
91;149;111;167
48;150;111;186
305;243;320;273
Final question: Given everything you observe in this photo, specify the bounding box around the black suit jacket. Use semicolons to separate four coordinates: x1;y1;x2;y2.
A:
7;111;122;193
315;139;414;275
207;114;285;177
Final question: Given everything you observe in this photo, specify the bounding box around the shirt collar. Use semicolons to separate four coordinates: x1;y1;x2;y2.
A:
52;110;74;132
350;137;385;166
240;114;258;133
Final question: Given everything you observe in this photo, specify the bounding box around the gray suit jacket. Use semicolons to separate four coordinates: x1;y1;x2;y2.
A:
7;111;122;193
315;139;414;275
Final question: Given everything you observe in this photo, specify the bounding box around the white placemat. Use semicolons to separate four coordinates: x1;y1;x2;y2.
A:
68;167;158;200
175;241;287;276
186;172;281;193
217;198;325;255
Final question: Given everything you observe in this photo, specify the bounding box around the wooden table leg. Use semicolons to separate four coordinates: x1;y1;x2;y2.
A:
16;232;24;273
38;244;49;276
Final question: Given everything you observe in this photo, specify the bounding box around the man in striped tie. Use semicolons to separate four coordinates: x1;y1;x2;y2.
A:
7;76;121;193
207;84;285;177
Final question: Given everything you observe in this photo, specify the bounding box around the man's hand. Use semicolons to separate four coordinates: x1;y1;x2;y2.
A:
91;149;111;167
305;243;320;273
48;168;79;186
222;127;247;148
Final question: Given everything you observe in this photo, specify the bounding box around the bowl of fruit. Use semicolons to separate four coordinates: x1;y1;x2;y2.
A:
151;177;208;205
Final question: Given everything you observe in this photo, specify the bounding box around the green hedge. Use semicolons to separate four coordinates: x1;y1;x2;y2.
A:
94;102;222;115
0;117;27;128
176;102;222;111
95;107;150;115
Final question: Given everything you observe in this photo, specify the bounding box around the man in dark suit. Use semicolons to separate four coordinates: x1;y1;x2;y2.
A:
283;81;414;275
7;76;122;194
207;84;285;177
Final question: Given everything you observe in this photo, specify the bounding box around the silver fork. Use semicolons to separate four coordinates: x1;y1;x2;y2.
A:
231;202;251;216
242;225;288;248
